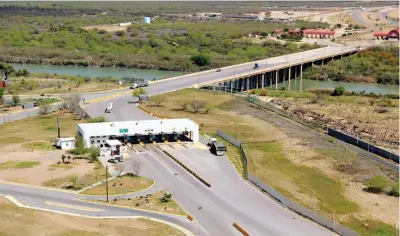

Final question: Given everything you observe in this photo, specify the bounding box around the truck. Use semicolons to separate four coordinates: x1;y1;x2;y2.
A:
128;78;149;89
208;137;227;156
105;102;113;113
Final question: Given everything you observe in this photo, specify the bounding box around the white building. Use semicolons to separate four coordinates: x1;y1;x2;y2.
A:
55;137;76;150
77;119;199;148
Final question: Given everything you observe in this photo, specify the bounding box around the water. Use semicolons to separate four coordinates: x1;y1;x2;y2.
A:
11;63;399;94
10;63;184;81
277;79;399;95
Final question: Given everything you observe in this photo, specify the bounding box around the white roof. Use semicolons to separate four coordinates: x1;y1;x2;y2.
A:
106;139;122;146
57;137;76;142
78;119;198;137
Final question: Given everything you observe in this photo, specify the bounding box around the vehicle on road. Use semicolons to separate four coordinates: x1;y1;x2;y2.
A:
208;137;227;156
105;102;113;113
107;158;117;163
216;68;221;72
253;63;259;69
130;83;138;89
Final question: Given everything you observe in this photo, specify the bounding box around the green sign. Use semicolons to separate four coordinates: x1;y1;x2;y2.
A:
119;128;128;133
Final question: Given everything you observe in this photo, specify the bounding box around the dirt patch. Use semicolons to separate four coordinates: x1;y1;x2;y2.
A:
0;149;94;186
82;25;128;32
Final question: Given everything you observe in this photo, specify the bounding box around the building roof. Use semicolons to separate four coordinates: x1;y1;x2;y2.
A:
374;28;399;37
274;29;282;33
106;139;122;146
78;118;199;137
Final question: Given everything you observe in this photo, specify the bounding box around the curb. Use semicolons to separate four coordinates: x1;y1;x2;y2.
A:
4;195;194;236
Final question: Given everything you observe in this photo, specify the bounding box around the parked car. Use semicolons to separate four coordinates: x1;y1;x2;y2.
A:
107;158;117;163
114;156;123;162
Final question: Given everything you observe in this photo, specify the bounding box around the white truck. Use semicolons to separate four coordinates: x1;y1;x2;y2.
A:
207;137;227;156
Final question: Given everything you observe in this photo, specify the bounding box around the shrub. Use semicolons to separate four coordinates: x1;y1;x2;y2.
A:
71;135;86;155
12;94;20;106
374;107;388;113
259;89;268;96
366;175;388;193
89;145;100;162
190;54;210;67
332;86;345;96
378;98;393;107
310;92;324;104
389;183;399;197
87;116;106;123
114;30;125;37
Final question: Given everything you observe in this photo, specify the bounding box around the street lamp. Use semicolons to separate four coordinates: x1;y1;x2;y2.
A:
197;206;203;236
173;173;178;198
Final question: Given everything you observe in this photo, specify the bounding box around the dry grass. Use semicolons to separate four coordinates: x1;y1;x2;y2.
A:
94;191;187;216
82;175;154;195
0;161;40;169
0;197;184;236
21;81;122;95
0;110;81;147
82;25;128;32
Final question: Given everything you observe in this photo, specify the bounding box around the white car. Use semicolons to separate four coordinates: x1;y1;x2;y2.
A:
105;102;113;113
130;83;138;89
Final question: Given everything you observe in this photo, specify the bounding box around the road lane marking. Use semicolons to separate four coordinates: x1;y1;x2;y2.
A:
45;201;104;212
194;142;208;150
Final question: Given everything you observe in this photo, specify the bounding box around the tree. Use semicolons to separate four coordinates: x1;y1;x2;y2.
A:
150;96;166;107
132;88;146;97
180;100;190;111
89;145;100;162
190;99;206;113
190;54;211;67
12;94;20;106
72;135;86;155
300;26;306;30
332;86;345;96
283;28;289;32
335;23;342;28
39;101;51;115
260;32;268;37
74;77;84;87
115;30;125;37
367;175;388;193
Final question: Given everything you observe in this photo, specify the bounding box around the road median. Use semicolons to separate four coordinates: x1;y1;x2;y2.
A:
232;222;250;236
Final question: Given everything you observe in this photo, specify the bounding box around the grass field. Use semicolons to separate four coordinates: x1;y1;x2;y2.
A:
0;110;81;147
0;197;184;236
344;218;398;236
245;142;359;214
0;161;40;169
82;175;154;195
95;191;187;216
20;81;123;95
48;162;80;171
42;175;79;189
23;141;56;151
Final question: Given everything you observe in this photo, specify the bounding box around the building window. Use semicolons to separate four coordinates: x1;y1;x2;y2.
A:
91;141;94;144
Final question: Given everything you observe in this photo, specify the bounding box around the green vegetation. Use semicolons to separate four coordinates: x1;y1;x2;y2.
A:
132;88;146;97
42;175;79;189
390;183;399;197
70;135;86;155
86;116;107;123
303;47;399;85
0;14;323;71
344;218;398;236
332;86;345;96
0;161;40;169
23;141;55;151
250;89;314;98
367;175;389;193
89;146;100;162
246;142;359;214
82;175;154;195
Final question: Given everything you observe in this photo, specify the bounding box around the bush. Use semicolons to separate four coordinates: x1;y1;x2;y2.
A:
366;175;388;193
87;116;106;123
71;135;86;155
331;86;345;96
0;88;4;98
310;92;324;104
89;145;100;162
12;94;20;106
259;89;268;96
190;54;211;67
389;183;399;197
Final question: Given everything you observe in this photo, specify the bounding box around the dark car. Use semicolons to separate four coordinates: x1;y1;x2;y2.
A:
253;63;259;69
107;158;117;164
216;68;222;72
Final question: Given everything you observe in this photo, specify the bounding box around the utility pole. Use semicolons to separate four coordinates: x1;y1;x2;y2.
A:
106;165;109;202
57;116;60;138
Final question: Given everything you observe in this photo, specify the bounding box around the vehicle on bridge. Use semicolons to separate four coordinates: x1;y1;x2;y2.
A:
208;138;227;156
105;102;113;113
253;63;259;69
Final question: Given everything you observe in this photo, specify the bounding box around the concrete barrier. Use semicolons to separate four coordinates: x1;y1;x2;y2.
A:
137;104;153;116
187;215;194;221
162;150;211;188
232;222;250;236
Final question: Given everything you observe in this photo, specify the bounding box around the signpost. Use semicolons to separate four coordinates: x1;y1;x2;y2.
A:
119;128;128;133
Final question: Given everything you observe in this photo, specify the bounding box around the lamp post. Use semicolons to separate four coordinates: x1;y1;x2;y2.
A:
173;173;178;198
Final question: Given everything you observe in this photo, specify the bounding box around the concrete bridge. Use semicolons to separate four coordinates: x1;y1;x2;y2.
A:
196;45;360;92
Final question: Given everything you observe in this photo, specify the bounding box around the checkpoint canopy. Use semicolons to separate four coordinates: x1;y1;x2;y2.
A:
77;118;199;148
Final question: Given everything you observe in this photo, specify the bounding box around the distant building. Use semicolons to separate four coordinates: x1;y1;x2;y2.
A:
373;28;399;40
273;28;336;38
144;17;151;24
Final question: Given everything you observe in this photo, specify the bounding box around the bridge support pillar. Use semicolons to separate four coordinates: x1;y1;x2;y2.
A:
261;74;264;89
246;77;250;91
275;70;278;89
269;72;272;88
300;64;303;92
288;67;291;91
294;66;297;90
256;75;259;89
240;79;244;92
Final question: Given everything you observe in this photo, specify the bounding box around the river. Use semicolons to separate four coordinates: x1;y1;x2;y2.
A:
11;63;399;94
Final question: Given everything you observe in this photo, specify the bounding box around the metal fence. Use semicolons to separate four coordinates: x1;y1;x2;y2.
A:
328;128;399;164
216;129;357;236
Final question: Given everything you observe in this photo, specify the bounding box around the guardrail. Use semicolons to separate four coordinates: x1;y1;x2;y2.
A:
161;149;211;188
